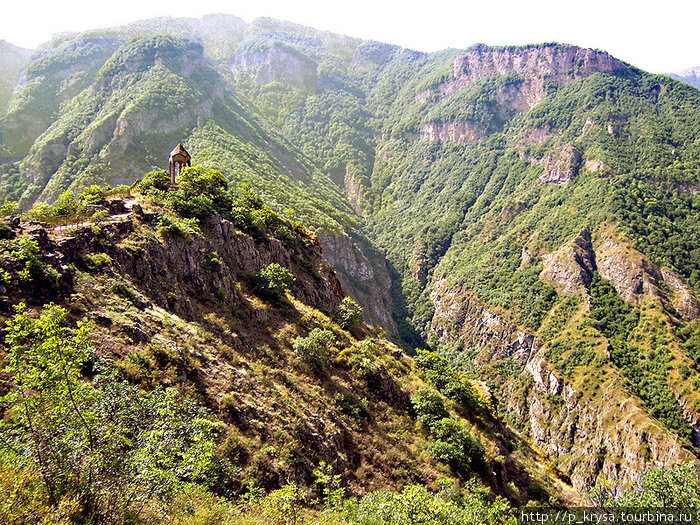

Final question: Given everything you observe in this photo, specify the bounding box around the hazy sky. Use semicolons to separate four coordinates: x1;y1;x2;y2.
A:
2;0;699;73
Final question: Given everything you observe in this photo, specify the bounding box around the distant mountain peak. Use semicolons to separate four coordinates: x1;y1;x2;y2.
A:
668;67;700;89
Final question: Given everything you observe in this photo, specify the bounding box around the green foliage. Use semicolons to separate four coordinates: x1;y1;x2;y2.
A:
591;463;700;508
261;482;304;525
427;418;484;471
138;169;171;194
254;263;295;298
158;214;202;238
313;461;345;510
0;199;18;217
589;272;691;438
411;386;449;428
6;237;62;293
340;482;515;525
589;272;639;344
678;320;700;364
0;304;223;522
293;328;336;369
415;349;481;412
337;297;363;329
167;166;231;220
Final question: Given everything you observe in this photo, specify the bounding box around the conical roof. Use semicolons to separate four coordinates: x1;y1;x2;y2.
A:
169;143;191;160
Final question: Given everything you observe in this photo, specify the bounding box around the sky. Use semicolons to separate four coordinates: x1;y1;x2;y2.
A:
2;0;699;73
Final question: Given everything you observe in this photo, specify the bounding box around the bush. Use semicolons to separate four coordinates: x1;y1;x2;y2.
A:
157;214;201;238
337;297;363;329
0;199;18;217
293;328;336;369
9;237;61;293
428;418;484;471
261;483;304;525
254;263;295;298
411;386;449;428
340;482;515;524
138;170;171;194
0;304;224;522
77;185;105;206
415;349;480;412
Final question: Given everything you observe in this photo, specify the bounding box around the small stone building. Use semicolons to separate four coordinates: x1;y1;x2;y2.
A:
169;143;191;185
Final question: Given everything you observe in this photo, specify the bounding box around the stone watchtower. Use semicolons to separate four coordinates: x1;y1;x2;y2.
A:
168;143;191;185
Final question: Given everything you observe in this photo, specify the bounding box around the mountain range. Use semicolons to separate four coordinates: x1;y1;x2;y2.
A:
1;13;700;522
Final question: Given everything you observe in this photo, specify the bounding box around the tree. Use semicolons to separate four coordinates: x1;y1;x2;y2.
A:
427;418;484;471
254;263;295;298
411;386;449;428
293;329;336;369
337;297;363;329
0;303;222;522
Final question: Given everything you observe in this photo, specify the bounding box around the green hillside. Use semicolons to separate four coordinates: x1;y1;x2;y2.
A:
1;14;700;517
0;40;33;118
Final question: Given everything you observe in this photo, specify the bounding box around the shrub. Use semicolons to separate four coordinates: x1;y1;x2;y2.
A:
0;304;223;522
138;170;171;194
77;185;105;206
293;328;336;368
261;483;304;525
428;418;484;471
340;482;515;524
415;349;480;412
314;461;345;510
0;199;18;217
9;237;61;293
26;201;53;222
411;386;449;428
254;263;295;298
337;297;363;329
157;214;201;238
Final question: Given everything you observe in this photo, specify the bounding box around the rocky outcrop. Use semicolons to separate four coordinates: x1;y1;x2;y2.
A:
430;277;541;367
661;269;700;320
520;348;691;491
232;43;317;90
538;224;700;320
319;232;398;335
419;121;482;144
449;45;626;108
584;159;611;174
540;144;581;184
429;276;695;491
34;212;343;323
594;226;700;320
541;228;595;296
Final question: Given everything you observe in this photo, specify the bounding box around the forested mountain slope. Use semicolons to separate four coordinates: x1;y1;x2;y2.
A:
0;176;581;521
1;14;700;495
0;41;33;119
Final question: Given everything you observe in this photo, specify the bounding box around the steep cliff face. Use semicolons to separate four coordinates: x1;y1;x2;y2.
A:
429;277;695;492
520;347;691;491
419;121;482;143
538;224;700;322
412;45;627;145
448;45;626;108
540;228;595;296
539;144;581;184
0;40;33;118
593;225;700;321
319;232;398;335
232;43;318;90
